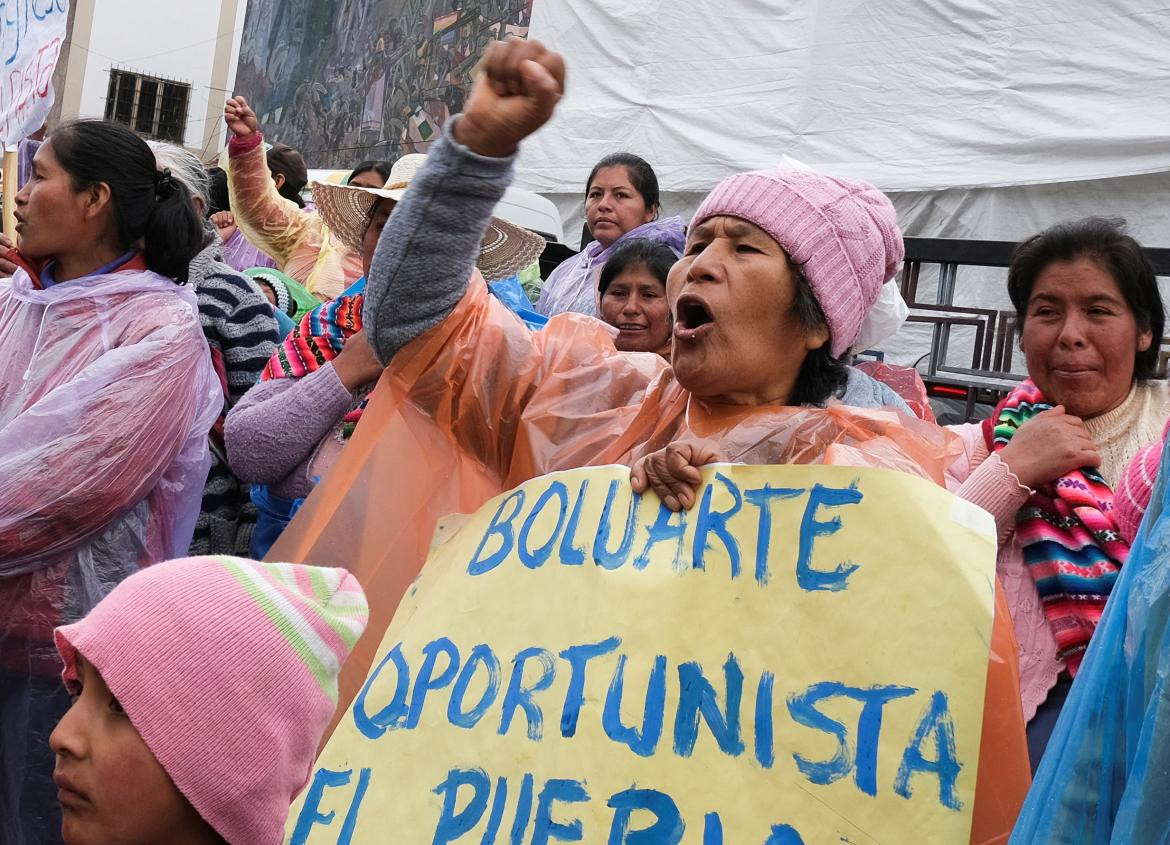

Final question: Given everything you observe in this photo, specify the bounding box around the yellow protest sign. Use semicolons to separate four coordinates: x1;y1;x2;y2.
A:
286;464;996;844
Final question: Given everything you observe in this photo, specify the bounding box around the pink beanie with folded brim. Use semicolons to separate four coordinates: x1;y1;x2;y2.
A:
691;168;904;358
54;556;369;845
1115;420;1170;543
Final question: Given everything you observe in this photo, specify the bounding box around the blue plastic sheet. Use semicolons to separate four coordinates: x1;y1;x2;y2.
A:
249;484;305;560
1010;439;1170;844
488;275;548;330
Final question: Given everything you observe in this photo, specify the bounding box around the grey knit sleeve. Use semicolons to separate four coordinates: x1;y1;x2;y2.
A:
838;367;913;414
362;125;516;365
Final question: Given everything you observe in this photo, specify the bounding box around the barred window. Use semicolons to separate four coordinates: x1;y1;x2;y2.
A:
104;69;190;144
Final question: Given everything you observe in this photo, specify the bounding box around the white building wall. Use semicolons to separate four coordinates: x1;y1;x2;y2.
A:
67;0;243;154
223;8;245;97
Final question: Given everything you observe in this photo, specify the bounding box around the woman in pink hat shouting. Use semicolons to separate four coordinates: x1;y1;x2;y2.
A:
359;38;920;479
274;39;1025;842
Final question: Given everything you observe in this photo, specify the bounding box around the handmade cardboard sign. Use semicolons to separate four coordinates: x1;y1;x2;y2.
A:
0;0;68;149
286;464;996;844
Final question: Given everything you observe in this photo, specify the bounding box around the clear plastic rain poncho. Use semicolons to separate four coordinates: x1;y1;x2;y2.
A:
1009;438;1170;844
225;138;363;301
0;266;221;838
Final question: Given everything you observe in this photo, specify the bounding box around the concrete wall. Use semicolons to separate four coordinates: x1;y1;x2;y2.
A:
51;0;244;158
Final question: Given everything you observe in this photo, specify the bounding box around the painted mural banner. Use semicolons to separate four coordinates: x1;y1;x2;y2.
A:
0;0;68;148
235;0;533;165
285;464;997;844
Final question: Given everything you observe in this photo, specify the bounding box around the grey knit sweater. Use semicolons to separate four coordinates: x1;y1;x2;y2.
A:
363;127;514;364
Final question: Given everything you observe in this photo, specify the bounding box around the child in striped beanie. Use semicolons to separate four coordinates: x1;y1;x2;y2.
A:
49;555;368;845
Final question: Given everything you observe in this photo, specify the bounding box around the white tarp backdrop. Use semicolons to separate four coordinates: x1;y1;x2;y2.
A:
516;1;1170;365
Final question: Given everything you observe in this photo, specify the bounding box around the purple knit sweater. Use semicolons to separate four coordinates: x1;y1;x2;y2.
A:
223;363;355;500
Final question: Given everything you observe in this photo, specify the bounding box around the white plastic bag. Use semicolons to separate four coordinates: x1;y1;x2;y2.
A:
853;279;909;353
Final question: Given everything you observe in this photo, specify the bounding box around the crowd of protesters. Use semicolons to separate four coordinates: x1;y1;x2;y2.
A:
1;36;1167;845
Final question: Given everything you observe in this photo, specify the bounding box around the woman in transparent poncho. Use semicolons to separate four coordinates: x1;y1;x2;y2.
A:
0;120;220;840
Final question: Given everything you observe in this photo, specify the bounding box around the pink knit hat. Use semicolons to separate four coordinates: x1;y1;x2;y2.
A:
54;556;369;845
691;168;904;357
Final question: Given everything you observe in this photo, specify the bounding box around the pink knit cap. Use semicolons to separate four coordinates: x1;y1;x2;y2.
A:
54;556;369;845
691;168;904;357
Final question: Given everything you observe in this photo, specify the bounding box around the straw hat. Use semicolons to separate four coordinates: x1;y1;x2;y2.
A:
313;153;546;282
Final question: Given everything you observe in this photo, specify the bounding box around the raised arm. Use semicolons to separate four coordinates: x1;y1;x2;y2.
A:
223;96;320;272
358;42;664;482
363;39;566;364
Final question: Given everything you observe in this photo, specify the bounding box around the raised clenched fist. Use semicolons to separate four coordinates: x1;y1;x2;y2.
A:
223;96;260;139
452;38;566;159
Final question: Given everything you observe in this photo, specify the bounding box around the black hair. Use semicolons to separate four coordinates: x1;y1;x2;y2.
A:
586;152;660;213
205;167;229;217
266;144;307;208
789;266;849;406
347;159;393;186
598;239;678;295
1008;217;1165;380
50;120;204;283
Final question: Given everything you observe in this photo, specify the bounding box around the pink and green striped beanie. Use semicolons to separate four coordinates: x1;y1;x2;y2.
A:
54;555;369;845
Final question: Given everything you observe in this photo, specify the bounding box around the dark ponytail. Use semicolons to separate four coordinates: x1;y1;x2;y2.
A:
144;170;205;283
49;120;204;283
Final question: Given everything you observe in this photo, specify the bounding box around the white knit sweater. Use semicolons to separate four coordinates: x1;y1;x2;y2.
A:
1083;380;1170;488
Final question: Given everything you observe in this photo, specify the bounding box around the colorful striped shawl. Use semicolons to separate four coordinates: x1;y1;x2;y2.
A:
262;292;367;439
984;379;1128;674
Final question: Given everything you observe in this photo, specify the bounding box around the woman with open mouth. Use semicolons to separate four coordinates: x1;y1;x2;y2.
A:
282;40;1028;841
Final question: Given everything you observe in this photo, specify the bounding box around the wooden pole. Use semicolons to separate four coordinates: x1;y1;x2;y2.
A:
2;149;18;243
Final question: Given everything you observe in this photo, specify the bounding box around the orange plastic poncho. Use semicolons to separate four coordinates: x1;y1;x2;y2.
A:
272;276;1029;843
224;139;363;301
